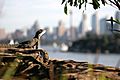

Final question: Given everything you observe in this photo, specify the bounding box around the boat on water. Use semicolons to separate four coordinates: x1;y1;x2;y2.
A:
9;39;14;44
60;43;68;52
40;43;68;52
49;42;69;52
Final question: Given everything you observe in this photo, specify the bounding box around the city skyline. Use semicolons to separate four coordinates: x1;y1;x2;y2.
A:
0;0;119;33
0;10;119;43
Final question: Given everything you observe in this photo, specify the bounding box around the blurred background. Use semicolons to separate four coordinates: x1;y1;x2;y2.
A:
0;0;120;67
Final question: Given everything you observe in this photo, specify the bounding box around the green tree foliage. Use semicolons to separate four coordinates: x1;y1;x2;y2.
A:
61;0;120;14
61;0;120;33
68;34;120;53
107;17;120;33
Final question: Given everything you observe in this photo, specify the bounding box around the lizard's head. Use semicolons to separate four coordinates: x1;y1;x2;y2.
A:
35;29;46;38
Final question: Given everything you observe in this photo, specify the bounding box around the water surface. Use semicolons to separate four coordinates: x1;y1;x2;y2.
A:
41;46;120;67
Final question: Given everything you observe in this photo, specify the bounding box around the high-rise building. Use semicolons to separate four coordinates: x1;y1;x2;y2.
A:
27;20;40;38
91;12;100;35
78;13;89;38
12;29;24;39
43;27;54;42
69;26;77;41
114;11;120;30
57;20;66;37
100;17;111;35
0;28;7;40
68;10;78;41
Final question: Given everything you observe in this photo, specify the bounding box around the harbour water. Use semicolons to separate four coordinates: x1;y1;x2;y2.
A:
41;46;120;68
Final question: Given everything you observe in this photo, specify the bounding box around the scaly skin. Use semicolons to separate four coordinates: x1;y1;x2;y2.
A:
0;29;49;73
0;44;18;48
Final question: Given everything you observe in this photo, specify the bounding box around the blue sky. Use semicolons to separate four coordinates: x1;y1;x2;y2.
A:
0;0;118;33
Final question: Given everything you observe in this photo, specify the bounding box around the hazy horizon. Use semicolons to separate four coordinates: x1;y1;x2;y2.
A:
0;0;118;33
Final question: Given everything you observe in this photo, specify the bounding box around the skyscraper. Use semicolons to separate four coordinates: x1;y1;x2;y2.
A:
100;17;111;35
91;12;100;35
78;13;89;38
114;11;120;30
69;10;77;41
0;28;7;40
57;20;66;37
27;20;40;38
